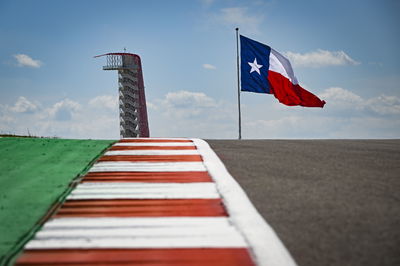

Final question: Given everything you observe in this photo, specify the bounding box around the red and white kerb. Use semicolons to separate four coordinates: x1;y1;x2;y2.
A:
16;138;296;266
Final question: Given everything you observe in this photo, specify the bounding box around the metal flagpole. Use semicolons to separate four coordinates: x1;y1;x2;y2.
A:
236;28;242;140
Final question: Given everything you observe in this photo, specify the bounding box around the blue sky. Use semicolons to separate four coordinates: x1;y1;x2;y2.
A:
0;0;399;139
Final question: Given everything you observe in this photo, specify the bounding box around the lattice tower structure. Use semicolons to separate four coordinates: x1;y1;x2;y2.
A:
95;53;149;138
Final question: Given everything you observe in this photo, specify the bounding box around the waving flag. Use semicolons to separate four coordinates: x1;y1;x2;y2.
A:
240;35;326;108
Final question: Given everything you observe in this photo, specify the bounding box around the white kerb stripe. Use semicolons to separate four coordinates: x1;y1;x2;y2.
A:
35;226;239;239
67;193;219;200
113;142;195;147
192;138;297;266
43;217;231;228
67;182;219;199
25;236;247;249
89;162;206;172
72;182;215;188
25;217;248;249
104;150;199;156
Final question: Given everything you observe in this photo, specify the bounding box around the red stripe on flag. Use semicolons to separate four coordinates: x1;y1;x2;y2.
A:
268;70;326;107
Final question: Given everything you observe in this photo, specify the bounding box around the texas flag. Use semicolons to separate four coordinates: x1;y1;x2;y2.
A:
240;35;326;108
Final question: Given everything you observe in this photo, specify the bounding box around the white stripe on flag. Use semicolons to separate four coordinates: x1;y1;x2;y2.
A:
269;49;299;85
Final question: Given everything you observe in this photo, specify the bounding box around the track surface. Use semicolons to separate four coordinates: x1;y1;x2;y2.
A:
207;139;400;266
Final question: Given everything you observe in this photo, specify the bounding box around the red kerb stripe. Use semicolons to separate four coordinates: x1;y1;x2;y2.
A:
54;199;228;217
82;171;212;183
97;155;202;162
16;248;255;265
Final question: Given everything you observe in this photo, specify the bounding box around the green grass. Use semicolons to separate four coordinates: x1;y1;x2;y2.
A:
0;137;115;263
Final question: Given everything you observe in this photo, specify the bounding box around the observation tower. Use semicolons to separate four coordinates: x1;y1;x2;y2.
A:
95;52;149;138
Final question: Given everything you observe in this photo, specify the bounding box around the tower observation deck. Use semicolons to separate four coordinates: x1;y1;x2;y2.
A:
95;53;149;138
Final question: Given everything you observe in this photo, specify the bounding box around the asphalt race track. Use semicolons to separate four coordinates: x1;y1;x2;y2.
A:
207;139;400;266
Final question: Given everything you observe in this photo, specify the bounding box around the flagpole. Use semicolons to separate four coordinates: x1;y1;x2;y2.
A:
236;28;242;140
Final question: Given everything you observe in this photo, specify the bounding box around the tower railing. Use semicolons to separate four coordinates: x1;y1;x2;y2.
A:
95;52;149;138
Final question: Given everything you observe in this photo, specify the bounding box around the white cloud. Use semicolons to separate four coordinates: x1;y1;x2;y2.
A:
148;90;236;138
319;87;363;103
89;95;118;110
200;0;214;7
319;87;400;116
13;54;42;68
10;96;39;113
240;86;400;138
244;114;400;139
214;7;263;34
203;63;216;70
164;90;217;109
161;90;217;119
318;87;364;112
46;99;81;121
146;102;158;111
1;90;399;139
245;116;334;138
148;88;398;139
366;95;400;115
285;49;360;67
0;95;119;138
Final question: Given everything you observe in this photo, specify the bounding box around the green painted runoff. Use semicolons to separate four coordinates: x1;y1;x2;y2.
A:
0;137;114;261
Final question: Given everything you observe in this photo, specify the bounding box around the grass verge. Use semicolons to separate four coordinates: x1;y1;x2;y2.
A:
0;137;115;264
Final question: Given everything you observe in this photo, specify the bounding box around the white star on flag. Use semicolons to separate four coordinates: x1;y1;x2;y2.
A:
248;58;263;75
